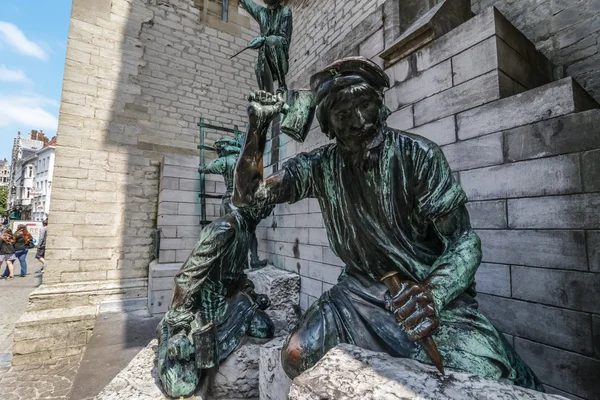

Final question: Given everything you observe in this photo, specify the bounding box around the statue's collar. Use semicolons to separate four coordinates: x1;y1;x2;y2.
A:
366;128;386;151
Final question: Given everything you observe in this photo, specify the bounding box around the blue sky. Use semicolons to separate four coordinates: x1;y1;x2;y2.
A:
0;0;72;162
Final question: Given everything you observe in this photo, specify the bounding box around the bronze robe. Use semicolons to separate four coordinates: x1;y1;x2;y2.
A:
280;128;542;390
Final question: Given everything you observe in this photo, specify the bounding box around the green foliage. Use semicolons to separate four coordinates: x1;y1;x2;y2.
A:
0;186;7;217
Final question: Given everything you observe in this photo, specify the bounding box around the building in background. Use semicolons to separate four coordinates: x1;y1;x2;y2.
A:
0;159;10;187
32;137;57;221
8;130;56;221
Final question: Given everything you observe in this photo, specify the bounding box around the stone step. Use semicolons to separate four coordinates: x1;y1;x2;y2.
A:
384;6;558;128
457;77;598;140
288;344;568;400
504;109;600;162
12;305;98;366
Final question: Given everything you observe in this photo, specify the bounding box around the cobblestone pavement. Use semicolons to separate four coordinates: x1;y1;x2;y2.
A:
0;253;83;399
0;251;42;366
0;354;82;400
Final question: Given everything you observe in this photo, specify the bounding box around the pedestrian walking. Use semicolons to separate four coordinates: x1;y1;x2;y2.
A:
0;228;17;280
13;224;35;277
35;220;47;274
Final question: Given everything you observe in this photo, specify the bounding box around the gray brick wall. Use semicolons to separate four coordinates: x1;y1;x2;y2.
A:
47;0;258;291
472;0;600;104
260;3;600;398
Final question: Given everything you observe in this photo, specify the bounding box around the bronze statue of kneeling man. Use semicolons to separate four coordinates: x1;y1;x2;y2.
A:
233;57;545;392
156;205;275;398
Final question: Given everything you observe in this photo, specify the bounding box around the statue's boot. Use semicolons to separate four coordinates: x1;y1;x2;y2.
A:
157;324;200;398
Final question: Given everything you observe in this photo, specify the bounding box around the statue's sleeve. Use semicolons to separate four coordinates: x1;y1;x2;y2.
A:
414;146;467;221
279;7;293;46
204;158;227;175
414;146;482;312
278;148;320;203
239;0;263;22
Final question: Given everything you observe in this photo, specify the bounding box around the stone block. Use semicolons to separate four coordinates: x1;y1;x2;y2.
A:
511;266;600;314
380;0;471;67
593;315;600;359
588;231;600;272
163;153;200;169
300;276;323;298
441;132;503;171
150;289;172;315
419;4;494;61
212;341;261;399
386;60;452;109
508;194;600;229
387;105;414;129
385;57;411;86
466;200;507;229
359;28;384;60
95;340;207;400
302;262;340;286
474;263;510;297
259;337;292;400
457;78;597;140
247;266;301;336
505;110;600;162
514;338;600;399
460;154;581;201
477;294;593;355
582;149;600;192
288;344;566;400
476;229;587;270
407;116;456;145
414;71;506;126
452;36;498;86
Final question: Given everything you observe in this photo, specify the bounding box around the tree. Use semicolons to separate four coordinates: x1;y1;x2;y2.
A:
0;186;8;217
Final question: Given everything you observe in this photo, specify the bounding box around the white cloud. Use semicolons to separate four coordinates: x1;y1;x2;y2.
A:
0;93;58;132
0;65;29;82
0;21;48;61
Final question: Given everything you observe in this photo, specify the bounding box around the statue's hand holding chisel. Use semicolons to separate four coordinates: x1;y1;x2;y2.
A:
384;280;440;342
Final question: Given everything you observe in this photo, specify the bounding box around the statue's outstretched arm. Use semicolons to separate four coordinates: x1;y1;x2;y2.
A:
233;92;296;207
202;158;227;175
239;0;263;22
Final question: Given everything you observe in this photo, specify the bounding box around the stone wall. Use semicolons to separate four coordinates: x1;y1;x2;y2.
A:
471;0;600;104
44;0;258;300
258;2;600;399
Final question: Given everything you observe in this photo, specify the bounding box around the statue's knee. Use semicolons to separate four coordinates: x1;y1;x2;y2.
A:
281;332;305;379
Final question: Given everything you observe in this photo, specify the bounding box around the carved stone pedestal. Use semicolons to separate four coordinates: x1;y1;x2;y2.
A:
288;344;567;400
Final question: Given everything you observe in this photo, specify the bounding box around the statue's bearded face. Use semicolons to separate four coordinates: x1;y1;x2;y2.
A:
328;86;381;150
263;0;281;6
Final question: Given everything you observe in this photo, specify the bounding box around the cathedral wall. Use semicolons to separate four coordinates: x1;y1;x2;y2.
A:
46;0;258;297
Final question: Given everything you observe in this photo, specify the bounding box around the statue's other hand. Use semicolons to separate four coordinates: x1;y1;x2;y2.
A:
385;282;439;342
249;36;265;49
166;333;195;361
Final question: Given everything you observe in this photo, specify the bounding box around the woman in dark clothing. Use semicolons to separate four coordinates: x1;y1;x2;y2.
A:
0;228;16;280
13;225;33;277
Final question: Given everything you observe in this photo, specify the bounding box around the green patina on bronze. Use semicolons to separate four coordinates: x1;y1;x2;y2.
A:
233;57;545;392
200;130;273;269
156;206;275;399
238;0;292;93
